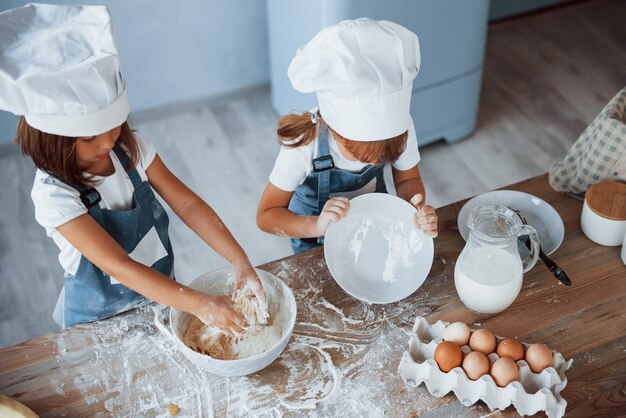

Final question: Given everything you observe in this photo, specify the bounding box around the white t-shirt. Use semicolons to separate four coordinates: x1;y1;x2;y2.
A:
31;135;157;275
269;117;421;193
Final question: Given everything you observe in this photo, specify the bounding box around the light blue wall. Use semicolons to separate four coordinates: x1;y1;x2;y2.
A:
0;0;269;143
0;0;573;144
267;0;490;145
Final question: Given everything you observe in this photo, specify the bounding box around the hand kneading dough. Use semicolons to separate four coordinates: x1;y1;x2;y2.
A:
234;287;269;326
183;286;282;360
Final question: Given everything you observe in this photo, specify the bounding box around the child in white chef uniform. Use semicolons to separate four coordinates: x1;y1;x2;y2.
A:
257;19;438;253
0;4;264;332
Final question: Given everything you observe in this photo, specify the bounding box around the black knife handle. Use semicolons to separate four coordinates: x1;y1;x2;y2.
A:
518;235;573;286
539;250;572;285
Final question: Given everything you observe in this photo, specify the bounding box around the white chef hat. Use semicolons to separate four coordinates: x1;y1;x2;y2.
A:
0;3;129;137
288;18;420;142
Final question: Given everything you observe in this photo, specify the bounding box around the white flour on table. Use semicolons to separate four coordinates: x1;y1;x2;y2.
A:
44;255;474;417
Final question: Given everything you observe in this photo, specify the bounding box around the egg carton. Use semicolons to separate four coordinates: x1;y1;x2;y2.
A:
398;317;573;418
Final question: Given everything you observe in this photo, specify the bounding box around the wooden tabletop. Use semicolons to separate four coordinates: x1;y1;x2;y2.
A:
1;174;625;417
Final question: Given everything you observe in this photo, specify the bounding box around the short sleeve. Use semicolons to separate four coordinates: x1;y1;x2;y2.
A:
31;172;87;229
268;145;313;192
134;134;157;171
392;117;421;171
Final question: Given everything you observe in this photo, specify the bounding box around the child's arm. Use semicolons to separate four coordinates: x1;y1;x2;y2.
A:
57;215;247;335
145;155;265;300
256;182;349;238
392;165;438;238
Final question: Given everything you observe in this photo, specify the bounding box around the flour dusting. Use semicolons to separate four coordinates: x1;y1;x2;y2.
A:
40;255;462;417
348;218;372;262
349;217;418;283
382;223;415;283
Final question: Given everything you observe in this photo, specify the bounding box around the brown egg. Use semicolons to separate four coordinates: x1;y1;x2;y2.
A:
497;338;525;361
490;357;520;387
434;341;463;372
469;329;496;355
462;351;489;380
442;322;471;346
525;343;553;373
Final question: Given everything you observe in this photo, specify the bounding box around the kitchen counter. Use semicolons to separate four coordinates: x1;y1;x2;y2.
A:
1;174;624;417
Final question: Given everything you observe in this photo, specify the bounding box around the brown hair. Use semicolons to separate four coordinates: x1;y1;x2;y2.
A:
15;118;139;189
277;111;407;164
277;110;320;148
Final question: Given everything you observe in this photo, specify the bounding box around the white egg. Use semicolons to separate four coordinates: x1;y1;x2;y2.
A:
442;322;471;346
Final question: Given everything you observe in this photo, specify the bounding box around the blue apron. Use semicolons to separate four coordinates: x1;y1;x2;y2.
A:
56;146;175;327
288;124;387;253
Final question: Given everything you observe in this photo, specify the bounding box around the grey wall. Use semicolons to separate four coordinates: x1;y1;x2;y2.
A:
0;0;269;144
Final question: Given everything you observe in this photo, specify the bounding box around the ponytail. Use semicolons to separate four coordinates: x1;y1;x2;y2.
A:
277;110;320;148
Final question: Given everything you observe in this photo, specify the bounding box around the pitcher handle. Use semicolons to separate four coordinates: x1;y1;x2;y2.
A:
519;225;540;273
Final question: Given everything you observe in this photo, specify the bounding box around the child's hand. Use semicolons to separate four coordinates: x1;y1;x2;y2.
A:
410;194;438;238
316;197;350;235
233;262;266;303
194;293;249;336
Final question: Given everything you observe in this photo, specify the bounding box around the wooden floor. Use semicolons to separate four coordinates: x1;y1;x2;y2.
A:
1;0;625;347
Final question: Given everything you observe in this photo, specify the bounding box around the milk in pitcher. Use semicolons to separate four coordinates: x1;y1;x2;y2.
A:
454;246;523;314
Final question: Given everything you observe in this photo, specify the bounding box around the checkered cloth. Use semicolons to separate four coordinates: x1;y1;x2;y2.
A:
549;87;626;194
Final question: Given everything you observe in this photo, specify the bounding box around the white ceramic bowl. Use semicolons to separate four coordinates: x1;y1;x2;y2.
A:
324;193;434;304
169;268;297;377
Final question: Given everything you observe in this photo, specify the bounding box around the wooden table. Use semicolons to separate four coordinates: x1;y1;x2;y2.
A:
1;174;625;417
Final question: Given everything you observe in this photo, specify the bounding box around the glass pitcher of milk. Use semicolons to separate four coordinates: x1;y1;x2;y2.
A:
454;205;540;314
